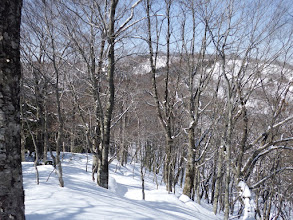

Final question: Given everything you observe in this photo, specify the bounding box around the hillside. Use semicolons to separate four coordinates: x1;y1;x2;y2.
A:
23;153;223;220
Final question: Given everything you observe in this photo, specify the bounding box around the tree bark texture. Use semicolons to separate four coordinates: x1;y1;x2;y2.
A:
0;0;25;219
183;126;195;198
97;0;118;189
213;145;224;215
164;135;173;193
54;50;64;188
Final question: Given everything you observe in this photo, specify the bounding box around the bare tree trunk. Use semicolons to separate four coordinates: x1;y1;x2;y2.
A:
55;92;64;187
25;119;39;184
213;145;224;214
97;0;118;189
165;135;173;193
43;112;48;162
140;148;145;200
254;189;261;219
195;166;201;204
48;2;65;186
181;1;209;200
183;126;195;198
0;1;25;219
141;166;145;200
20;91;26;162
164;0;173;194
145;0;175;194
174;153;184;192
264;190;274;220
119;104;127;166
222;56;233;220
51;47;65;187
43;104;50;163
70;105;76;153
51;37;65;187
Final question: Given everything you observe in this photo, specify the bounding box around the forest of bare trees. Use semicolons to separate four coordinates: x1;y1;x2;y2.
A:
17;0;293;219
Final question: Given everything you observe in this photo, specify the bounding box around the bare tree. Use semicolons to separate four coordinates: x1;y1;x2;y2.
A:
58;0;142;189
206;0;293;218
179;0;215;201
145;0;180;193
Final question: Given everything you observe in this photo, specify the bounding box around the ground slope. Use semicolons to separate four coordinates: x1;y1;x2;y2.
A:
23;153;222;220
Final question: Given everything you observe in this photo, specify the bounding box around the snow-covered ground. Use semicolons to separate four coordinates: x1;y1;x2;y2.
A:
23;153;222;220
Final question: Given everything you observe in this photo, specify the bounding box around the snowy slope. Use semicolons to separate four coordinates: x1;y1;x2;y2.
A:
132;56;167;75
23;153;222;220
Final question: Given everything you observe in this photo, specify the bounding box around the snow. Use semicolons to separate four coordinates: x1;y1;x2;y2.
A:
23;153;222;220
238;181;254;220
238;181;251;198
133;56;167;75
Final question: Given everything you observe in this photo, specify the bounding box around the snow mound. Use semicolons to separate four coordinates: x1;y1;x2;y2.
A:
179;194;220;218
179;194;191;203
108;176;118;193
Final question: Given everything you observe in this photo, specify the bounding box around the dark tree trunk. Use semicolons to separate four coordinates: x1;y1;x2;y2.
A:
0;0;25;219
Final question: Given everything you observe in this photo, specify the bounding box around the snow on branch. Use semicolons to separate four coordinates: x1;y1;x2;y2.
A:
116;0;142;36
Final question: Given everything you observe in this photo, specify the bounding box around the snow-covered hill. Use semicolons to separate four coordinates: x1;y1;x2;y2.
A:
23;153;222;220
132;56;167;75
